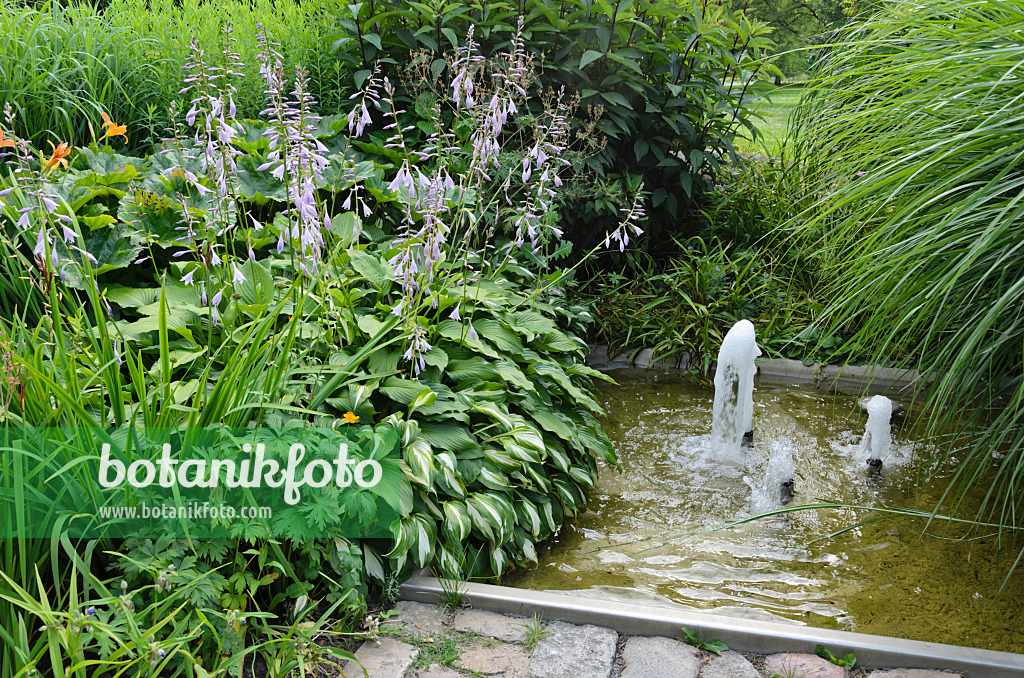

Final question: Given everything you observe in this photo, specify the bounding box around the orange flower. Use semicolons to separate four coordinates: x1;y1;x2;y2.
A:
342;411;359;424
99;112;127;143
43;141;72;173
0;129;15;148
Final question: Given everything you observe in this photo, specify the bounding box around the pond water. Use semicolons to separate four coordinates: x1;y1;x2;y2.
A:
505;368;1024;653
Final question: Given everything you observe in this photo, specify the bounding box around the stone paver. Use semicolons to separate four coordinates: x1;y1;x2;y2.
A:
453;608;529;643
620;636;700;678
867;671;962;678
383;600;447;639
458;642;531;676
528;621;618;678
414;665;463;678
700;650;762;678
340;637;418;678
765;653;846;678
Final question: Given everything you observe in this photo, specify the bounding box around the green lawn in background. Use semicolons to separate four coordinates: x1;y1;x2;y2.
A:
737;83;804;155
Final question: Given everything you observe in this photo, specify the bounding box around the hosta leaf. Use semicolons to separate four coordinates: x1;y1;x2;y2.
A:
530;410;577;441
235;155;287;203
493;360;535;392
402;438;434;487
499;439;542;464
437;542;463;577
446;356;498;382
364;545;385;582
568;465;596;488
442;501;472;541
347;248;394;292
409;388;437;412
437;320;501;359
546;444;571;473
514;496;542;538
505;309;559;338
489;544;507;577
238;260;275;306
473;319;523;355
523;463;553;493
531;331;586;354
478;463;512;490
381;376;433;405
419;422;478;452
481;447;519;471
439;466;467;498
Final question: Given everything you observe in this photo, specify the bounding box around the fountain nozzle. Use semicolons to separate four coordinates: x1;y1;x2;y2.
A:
780;478;795;504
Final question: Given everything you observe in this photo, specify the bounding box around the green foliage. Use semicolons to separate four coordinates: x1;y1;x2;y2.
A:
0;0;160;148
0;563;360;678
515;614;549;651
815;643;856;668
679;626;728;656
328;0;779;246
790;0;1024;552
585;235;818;371
0;22;626;676
105;0;347;126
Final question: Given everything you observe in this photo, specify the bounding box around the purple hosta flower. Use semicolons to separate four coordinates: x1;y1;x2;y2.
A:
210;287;225;326
449;302;461;321
231;262;245;284
33;224;46;260
403;324;431;376
112;338;121;366
181;268;197;285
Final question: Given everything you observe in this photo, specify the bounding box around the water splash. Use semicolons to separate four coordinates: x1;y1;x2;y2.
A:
747;441;796;512
711;319;761;461
861;395;893;469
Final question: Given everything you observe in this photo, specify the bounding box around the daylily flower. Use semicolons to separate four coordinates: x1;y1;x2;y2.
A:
99;113;127;143
342;411;359;424
0;128;15;148
42;141;71;174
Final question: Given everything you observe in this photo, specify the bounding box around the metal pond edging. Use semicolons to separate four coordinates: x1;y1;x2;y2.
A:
399;574;1024;677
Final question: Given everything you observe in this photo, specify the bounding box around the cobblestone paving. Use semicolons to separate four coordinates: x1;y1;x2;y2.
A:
345;602;964;678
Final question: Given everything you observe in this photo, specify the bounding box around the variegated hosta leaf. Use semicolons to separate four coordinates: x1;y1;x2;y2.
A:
552;477;585;516
351;383;374;410
522;462;552;493
418;491;444;519
489;544;507;577
520;537;538;564
500;438;542;464
477;463;512;490
402;514;437;568
439;466;467;498
538;499;562;533
442;500;473;541
403;438;435;487
506;422;545;454
546;444;571;473
408;387;437;413
435;451;457;472
514;496;543;538
363;544;385;582
471;401;516;429
437;541;464;578
385;516;413;558
567;465;596;488
482;447;520;471
467;492;514;542
400;419;422;447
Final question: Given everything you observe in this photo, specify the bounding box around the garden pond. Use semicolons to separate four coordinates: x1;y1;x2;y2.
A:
506;368;1024;653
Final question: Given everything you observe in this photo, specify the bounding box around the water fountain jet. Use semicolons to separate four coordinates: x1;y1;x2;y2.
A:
711;320;761;461
861;395;893;471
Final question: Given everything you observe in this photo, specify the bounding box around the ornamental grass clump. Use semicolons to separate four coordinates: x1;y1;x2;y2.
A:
790;0;1024;568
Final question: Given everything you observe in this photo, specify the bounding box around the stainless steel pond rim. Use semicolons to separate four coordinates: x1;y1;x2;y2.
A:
400;573;1024;677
